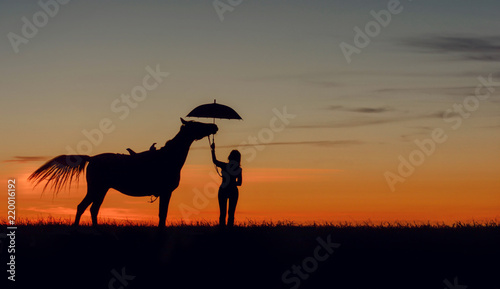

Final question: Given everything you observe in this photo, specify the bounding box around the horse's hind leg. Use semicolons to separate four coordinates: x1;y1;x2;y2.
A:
89;187;109;226
73;194;92;226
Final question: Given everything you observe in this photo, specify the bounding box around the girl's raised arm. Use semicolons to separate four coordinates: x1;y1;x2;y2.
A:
211;143;225;168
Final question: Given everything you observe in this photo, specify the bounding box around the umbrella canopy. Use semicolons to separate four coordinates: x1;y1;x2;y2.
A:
186;100;242;177
186;99;242;120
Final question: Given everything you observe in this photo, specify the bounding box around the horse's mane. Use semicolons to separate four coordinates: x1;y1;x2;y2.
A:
160;140;173;151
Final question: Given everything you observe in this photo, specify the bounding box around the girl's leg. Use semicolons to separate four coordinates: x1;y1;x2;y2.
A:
227;190;239;227
218;189;227;227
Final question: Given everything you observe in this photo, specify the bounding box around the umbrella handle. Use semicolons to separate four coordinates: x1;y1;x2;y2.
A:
208;133;215;147
208;135;222;177
208;134;215;147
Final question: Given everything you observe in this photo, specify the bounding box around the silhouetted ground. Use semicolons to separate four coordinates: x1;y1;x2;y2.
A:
2;221;499;289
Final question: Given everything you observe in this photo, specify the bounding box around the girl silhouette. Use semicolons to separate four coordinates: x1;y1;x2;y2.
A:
211;143;242;227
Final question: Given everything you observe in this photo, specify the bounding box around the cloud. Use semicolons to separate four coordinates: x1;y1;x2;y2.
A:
245;68;461;89
431;110;462;119
401;35;500;62
292;111;454;129
260;140;363;147
400;126;435;142
304;80;339;88
478;124;500;129
458;70;500;78
212;140;364;148
328;105;394;113
3;156;49;163
23;206;75;215
245;71;340;88
374;86;479;97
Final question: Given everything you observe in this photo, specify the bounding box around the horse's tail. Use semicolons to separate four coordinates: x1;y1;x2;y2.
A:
28;155;91;194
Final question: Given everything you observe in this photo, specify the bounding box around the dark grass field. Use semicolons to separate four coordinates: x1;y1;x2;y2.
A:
2;220;499;289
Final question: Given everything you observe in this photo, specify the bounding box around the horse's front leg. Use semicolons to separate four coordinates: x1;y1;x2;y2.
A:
158;192;172;228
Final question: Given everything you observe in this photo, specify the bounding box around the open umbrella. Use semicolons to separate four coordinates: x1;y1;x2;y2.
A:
186;99;242;145
186;99;242;121
186;99;242;176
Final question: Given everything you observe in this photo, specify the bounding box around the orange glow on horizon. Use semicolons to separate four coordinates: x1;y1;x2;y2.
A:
1;163;498;226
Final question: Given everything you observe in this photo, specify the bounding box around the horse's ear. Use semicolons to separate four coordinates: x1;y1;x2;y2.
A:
180;118;187;125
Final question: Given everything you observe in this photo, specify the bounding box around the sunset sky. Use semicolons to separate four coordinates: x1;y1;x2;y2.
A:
1;0;499;225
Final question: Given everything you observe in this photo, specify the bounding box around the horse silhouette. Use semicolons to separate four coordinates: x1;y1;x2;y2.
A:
29;118;218;227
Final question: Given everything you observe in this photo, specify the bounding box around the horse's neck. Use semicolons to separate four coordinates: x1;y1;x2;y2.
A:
161;130;194;169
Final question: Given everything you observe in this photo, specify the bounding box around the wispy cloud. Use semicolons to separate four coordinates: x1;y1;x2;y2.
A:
292;111;454;129
328;105;394;113
401;35;500;62
478;123;500;129
244;71;340;88
261;140;363;147
3;156;49;163
400;126;435;142
210;140;364;148
245;68;460;89
374;86;481;97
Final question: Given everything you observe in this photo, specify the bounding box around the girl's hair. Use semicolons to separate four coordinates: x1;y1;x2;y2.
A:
228;150;241;165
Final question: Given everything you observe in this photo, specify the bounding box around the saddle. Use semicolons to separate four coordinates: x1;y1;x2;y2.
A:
125;143;160;202
126;143;157;155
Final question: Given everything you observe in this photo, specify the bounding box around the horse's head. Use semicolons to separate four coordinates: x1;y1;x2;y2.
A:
180;118;218;140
